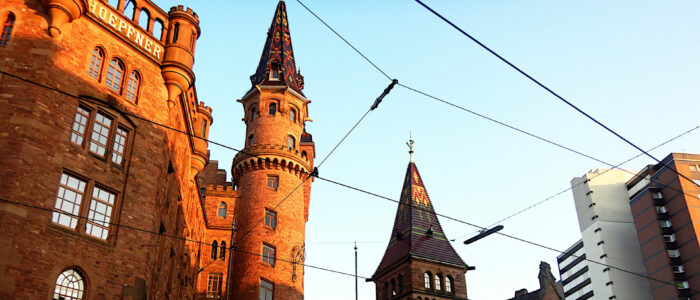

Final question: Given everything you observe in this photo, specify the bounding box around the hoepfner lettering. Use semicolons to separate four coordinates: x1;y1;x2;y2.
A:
87;0;163;59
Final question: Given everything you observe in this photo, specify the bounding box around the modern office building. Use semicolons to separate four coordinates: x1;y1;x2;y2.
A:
628;153;700;299
557;240;593;300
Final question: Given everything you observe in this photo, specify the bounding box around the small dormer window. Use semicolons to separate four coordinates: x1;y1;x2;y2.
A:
269;103;277;116
270;64;280;81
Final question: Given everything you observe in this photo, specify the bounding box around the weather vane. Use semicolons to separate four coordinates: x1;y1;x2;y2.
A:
406;132;414;162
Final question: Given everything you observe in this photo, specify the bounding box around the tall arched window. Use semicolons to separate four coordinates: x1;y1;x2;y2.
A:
268;103;277;115
250;106;256;121
390;278;396;296
53;268;85;300
88;48;104;79
397;275;403;293
125;71;140;102
123;0;135;17
138;9;149;30
445;276;453;293
153;19;164;40
434;274;442;291
172;23;180;43
289;108;296;122
0;12;16;47
211;241;218;259
219;241;226;260
247;134;254;147
287;135;295;149
105;59;124;92
424;272;431;289
217;202;227;218
107;0;119;8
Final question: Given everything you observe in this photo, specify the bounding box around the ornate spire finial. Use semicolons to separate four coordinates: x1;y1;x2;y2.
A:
406;133;414;162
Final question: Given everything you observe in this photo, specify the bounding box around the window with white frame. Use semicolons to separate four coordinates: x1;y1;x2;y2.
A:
53;268;85;300
53;173;87;229
85;186;116;240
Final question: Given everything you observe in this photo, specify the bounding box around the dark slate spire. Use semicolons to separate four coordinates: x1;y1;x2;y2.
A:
373;159;466;278
250;1;304;94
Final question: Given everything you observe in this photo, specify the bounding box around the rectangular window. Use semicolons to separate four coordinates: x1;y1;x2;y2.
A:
262;244;276;267
267;176;279;191
89;112;112;157
85;187;115;240
664;234;677;243
264;210;277;230
676;281;689;289
652;192;664;199
111;127;128;165
207;273;223;299
673;265;685;273
690;165;699;172
656;206;668;213
668;250;681;258
52;173;87;229
259;279;274;300
70;106;91;145
660;220;673;228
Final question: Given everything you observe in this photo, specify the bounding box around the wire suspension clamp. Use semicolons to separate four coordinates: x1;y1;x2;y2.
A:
371;79;399;111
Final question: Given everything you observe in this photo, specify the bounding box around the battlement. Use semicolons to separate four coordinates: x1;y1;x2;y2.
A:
198;101;213;116
206;184;236;195
169;5;199;24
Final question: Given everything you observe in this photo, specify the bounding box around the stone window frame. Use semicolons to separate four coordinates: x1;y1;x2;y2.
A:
206;273;223;299
52;267;87;300
87;47;106;81
268;101;278;116
262;243;276;267
105;57;126;93
51;170;122;244
124;70;141;103
69;102;134;169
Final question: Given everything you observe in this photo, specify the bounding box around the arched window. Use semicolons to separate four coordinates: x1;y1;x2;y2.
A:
424;272;431;289
138;8;149;30
217;202;227;218
445;276;453;293
287;135;295;149
434;274;442;291
105;59;124;92
247;134;254;147
88;48;104;79
211;241;218;259
391;278;396;296
301;151;307;159
172;23;180;43
0;12;16;47
107;0;119;8
289;108;296;122
125;71;140;102
269;103;277;115
123;0;135;17
153;19;164;40
397;275;403;293
250;106;256;121
219;241;226;260
53;268;85;300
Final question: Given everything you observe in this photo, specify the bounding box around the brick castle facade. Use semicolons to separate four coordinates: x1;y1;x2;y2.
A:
0;0;313;299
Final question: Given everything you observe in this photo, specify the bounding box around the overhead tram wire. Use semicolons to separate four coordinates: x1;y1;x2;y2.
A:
3;70;698;292
412;0;700;189
0;197;367;280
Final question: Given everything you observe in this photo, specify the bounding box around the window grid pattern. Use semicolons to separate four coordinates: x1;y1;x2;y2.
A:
125;72;139;101
446;277;452;293
267;176;278;191
265;210;276;230
262;245;275;267
0;13;15;47
88;48;103;79
260;279;274;300
111;127;128;165
105;59;124;92
70;107;91;145
89;112;112;156
206;273;222;299
435;275;441;291
85;187;115;240
53;174;87;229
53;269;85;300
424;273;431;289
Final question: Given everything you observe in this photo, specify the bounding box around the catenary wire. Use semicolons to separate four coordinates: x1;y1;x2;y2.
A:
1;70;694;291
0;197;367;279
411;0;700;189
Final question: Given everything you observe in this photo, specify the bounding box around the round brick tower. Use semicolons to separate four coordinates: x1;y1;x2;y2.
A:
230;1;315;299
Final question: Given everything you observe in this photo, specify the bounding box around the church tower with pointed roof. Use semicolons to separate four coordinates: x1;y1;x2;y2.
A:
371;140;470;300
229;1;315;299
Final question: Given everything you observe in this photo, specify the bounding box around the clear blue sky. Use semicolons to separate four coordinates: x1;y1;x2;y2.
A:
156;1;700;298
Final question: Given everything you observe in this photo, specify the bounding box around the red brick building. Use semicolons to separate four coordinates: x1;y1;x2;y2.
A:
628;153;700;300
0;0;314;299
507;262;564;300
371;145;470;300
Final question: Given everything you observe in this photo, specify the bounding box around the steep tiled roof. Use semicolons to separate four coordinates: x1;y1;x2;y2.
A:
373;162;466;278
250;1;304;94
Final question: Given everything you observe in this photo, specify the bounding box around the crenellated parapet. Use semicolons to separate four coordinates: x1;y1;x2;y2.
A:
205;184;237;197
161;5;200;108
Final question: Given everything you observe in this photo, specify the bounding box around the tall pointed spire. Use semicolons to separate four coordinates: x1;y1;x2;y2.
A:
250;0;304;94
372;156;466;279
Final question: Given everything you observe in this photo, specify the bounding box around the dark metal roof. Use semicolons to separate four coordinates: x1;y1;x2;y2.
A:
250;1;304;95
373;162;466;278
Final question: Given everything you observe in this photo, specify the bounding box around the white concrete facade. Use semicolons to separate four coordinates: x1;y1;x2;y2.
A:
568;169;652;300
557;240;593;300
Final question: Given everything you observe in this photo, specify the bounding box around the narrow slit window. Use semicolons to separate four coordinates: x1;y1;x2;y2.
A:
0;12;16;47
70;106;91;145
105;59;124;92
125;71;140;102
211;241;218;259
53;173;87;229
219;241;226;260
248;134;254;147
111;127;128;165
89;112;112;157
269;103;277;115
172;23;180;43
88;48;104;79
85;187;116;240
250;106;256;121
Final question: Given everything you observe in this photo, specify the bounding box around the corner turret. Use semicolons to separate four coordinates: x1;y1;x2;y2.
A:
191;101;213;174
161;5;200;108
